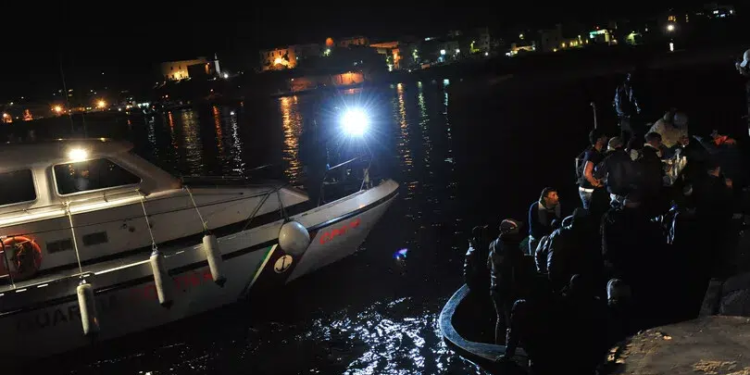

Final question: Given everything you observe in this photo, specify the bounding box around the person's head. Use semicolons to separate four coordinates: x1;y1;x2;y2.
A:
645;132;662;148
569;208;588;229
499;218;521;239
673;112;688;128
471;225;489;247
540;187;559;208
626;136;643;152
662;109;676;123
589;129;608;149
607;278;632;306
607;137;624;151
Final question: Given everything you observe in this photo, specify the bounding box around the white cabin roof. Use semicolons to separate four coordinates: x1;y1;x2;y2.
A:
0;139;133;172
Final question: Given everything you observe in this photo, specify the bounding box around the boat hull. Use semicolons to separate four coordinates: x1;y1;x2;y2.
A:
0;180;398;359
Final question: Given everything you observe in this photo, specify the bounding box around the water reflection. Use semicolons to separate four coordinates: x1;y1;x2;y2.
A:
279;96;303;185
212;106;224;156
180;110;203;176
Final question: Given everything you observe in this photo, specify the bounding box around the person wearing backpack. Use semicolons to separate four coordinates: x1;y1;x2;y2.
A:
577;129;609;215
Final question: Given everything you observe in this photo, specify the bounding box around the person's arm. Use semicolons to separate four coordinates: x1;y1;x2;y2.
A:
528;203;542;239
535;237;548;273
584;161;601;187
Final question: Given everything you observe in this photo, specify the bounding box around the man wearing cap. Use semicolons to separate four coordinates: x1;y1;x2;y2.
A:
487;218;524;345
737;49;750;135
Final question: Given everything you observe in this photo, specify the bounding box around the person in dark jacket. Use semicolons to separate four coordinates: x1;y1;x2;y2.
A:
639;132;666;215
500;298;562;373
528;187;561;255
488;219;524;344
694;159;734;276
464;225;490;291
614;72;642;141
546;209;600;292
595;137;637;205
535;219;560;274
736;49;749;135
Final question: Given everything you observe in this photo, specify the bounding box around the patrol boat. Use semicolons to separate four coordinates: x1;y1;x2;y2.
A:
0;139;398;359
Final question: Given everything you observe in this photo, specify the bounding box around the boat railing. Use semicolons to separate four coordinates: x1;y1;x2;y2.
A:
316;156;374;206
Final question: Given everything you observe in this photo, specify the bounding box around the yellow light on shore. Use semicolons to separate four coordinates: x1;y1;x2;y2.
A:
53;105;63;113
96;100;106;109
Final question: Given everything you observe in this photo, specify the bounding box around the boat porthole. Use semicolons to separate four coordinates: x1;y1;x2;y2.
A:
273;255;294;274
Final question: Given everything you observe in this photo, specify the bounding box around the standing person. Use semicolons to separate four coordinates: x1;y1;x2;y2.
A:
596;137;638;206
614;72;642;142
487;219;524;345
464;225;490;291
577;129;608;214
736;49;750;136
639;132;666;215
528;188;561;255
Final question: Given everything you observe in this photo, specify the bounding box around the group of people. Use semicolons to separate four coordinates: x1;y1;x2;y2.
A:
463;108;746;374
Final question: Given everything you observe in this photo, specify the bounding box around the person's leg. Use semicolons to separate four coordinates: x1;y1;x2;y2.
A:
579;187;592;210
491;291;506;344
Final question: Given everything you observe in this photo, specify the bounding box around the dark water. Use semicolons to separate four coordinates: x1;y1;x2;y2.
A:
21;61;747;375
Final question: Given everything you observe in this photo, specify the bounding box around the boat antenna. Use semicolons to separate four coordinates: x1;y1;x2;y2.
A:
59;52;76;134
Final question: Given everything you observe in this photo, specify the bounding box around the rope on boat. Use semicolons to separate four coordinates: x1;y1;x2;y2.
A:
65;202;84;276
241;184;286;231
184;186;209;232
137;190;158;251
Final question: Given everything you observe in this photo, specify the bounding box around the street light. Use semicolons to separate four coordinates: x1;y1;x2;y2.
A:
96;100;106;109
666;23;676;32
52;105;63;114
440;49;446;56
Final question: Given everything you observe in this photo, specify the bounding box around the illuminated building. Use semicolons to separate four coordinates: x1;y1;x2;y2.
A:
161;55;222;81
589;28;614;45
336;36;369;48
259;43;322;72
260;47;298;71
508;42;536;56
541;24;586;52
371;41;402;70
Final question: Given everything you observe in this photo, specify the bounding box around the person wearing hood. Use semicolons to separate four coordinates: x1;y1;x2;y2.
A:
528;187;561;255
487;219;525;345
546;209;600;293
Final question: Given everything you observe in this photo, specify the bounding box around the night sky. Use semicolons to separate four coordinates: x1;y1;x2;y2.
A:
0;1;732;101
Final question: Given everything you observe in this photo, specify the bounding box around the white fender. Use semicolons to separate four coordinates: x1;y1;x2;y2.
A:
279;221;310;256
150;249;173;308
203;234;226;286
76;281;99;336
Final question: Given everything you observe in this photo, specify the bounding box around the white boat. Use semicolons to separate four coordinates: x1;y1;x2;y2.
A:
0;139;398;359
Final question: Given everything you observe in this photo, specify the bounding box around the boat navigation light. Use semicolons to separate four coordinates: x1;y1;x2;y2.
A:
68;148;89;162
341;109;369;137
